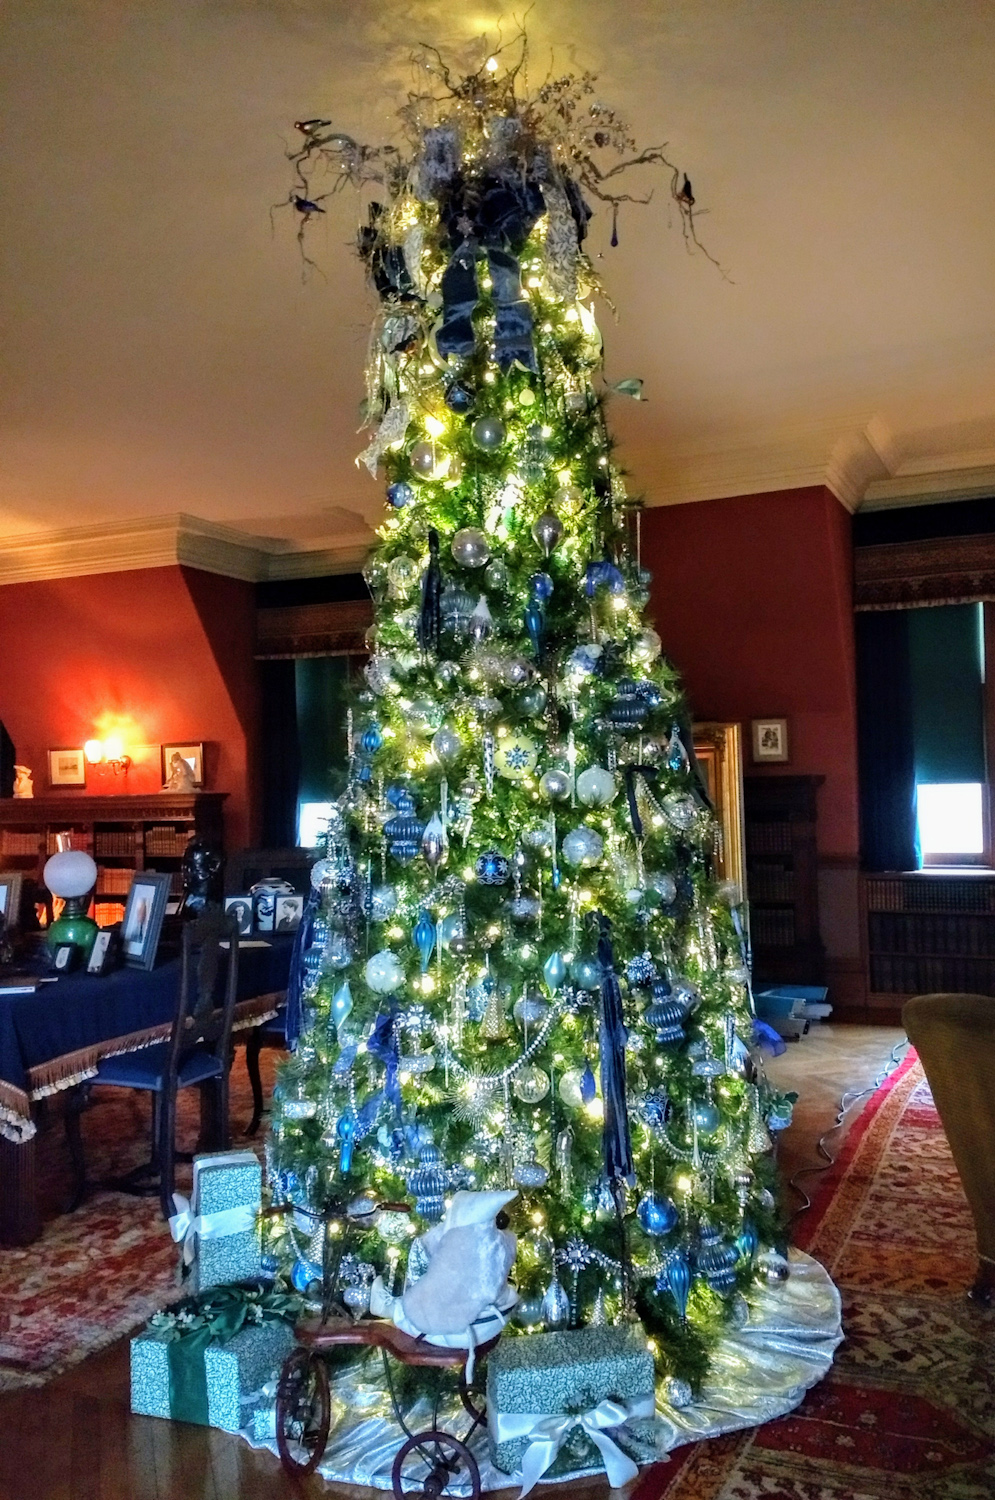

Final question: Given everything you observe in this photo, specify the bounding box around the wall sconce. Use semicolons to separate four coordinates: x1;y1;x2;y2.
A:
84;737;132;775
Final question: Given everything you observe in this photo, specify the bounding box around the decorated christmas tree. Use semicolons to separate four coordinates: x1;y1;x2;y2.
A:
266;46;792;1402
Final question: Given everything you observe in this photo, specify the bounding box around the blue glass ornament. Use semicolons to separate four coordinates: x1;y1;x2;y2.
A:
444;382;474;413
524;600;544;658
290;1258;322;1294
697;1235;738;1291
412;909;437;972
693;1100;720;1134
475;850;510;885
361;724;383;754
356;761;372;784
580;1064;597;1105
662;1250;691;1319
637;1194;679;1237
439;912;463;948
667;725;688;772
571;953;602;990
530;571;554;602
385;783;409;808
543;950;566;990
408;1142;447;1222
736;1220;759;1264
626;954;657;988
330;980;353;1031
338;1116;355;1174
387;481;414;509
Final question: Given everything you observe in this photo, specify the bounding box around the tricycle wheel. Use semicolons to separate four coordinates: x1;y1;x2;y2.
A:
276;1347;331;1477
391;1430;481;1500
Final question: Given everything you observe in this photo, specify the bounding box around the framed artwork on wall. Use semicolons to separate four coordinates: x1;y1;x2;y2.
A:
121;871;172;969
162;743;204;789
48;748;86;787
751;718;789;764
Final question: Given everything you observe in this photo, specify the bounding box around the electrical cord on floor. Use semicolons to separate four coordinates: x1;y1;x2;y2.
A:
785;1035;912;1226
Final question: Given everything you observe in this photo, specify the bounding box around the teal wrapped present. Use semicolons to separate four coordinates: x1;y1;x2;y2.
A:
130;1286;298;1432
169;1150;262;1291
487;1326;659;1489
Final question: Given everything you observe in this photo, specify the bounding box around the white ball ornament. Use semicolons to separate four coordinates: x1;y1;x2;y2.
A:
365;950;405;994
576;766;617;808
632;627;662;665
561;826;604;868
496;732;538;780
539;768;571;801
431;726;463;766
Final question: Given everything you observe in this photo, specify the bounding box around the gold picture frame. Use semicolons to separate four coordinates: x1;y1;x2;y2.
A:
48;747;86;787
692;721;747;899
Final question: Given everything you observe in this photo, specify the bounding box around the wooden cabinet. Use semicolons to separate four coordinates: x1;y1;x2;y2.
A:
744;775;824;986
866;872;995;997
0;793;226;926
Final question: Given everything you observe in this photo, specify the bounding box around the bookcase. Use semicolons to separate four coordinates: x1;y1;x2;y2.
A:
743;775;824;986
0;793;227;926
865;872;995;997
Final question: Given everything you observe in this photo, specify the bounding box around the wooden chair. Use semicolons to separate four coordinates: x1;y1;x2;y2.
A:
66;908;241;1220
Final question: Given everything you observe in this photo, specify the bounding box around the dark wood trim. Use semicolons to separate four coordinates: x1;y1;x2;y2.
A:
855;531;995;611
255;599;373;659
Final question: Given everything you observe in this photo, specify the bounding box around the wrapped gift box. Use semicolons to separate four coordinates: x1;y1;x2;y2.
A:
190;1150;262;1292
131;1317;295;1433
487;1325;658;1480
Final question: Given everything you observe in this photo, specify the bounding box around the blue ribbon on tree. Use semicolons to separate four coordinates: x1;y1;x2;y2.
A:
367;1009;402;1120
285;886;321;1049
416;528;443;655
622;764;659;842
593;913;635;1186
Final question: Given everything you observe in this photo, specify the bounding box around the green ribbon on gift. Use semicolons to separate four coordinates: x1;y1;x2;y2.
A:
146;1283;301;1427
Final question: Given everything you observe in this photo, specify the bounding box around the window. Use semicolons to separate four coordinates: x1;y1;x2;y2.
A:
916;783;986;863
298;801;334;850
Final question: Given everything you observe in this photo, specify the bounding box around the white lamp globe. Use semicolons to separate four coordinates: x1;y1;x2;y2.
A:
44;850;98;899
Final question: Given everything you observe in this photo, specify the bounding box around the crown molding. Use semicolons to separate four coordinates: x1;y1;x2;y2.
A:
0;513;372;586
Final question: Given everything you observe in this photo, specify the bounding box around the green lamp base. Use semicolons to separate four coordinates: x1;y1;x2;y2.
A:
47;911;99;959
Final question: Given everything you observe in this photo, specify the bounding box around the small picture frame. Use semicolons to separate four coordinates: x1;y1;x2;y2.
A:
0;873;24;932
51;942;81;974
224;895;254;936
48;747;86;787
162;743;204;789
275;894;304;933
751;718;789;764
121;871;172;969
86;926;119;976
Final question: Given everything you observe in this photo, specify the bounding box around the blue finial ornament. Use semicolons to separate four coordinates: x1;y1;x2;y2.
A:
412;909;437;971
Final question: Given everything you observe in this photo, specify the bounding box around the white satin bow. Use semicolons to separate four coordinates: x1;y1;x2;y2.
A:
168;1192;256;1266
493;1392;658;1496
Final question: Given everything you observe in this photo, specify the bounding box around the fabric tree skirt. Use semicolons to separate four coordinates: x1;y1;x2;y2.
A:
242;1249;842;1492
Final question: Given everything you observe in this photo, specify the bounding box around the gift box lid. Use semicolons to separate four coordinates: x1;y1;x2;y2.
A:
489;1325;651;1372
487;1326;655;1415
192;1150;261;1214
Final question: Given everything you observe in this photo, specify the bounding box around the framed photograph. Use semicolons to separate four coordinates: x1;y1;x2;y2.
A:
162;743;204;789
48;747;86;787
0;873;24;932
51;942;82;974
751;718;789;764
224;895;254;936
275;894;304;933
86;926;119;976
121;871;172;969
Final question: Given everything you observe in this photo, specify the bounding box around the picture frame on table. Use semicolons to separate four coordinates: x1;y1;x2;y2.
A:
48;747;86;788
86;926;120;976
121;871;172;970
275;894;304;933
751;717;790;764
0;873;24;932
224;895;254;936
161;742;204;789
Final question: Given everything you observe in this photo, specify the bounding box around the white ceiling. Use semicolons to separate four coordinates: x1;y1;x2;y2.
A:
2;0;995;571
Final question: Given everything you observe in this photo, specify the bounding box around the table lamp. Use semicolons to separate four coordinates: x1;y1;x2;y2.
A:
44;846;99;957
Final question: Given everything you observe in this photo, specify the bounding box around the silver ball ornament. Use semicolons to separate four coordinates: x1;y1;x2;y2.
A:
576;766;617;808
539;768;570;801
451;528;490;568
409;440;446;479
511;1064;550;1104
431;726;463;766
471;415;507;450
561;825;604;868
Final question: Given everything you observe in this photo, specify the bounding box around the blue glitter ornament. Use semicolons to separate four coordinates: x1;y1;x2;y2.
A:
475;850;510;885
290;1258;323;1294
412;909;437;972
387;481;414;509
530;571;554;601
636;1194;679;1236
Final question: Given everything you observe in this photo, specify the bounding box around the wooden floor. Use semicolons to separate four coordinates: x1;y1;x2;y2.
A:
0;1023;906;1500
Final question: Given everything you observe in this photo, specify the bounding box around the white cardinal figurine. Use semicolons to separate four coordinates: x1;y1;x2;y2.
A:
370;1189;518;1376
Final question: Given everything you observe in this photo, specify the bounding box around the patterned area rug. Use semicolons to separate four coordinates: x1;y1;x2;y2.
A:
634;1051;995;1500
0;1050;270;1391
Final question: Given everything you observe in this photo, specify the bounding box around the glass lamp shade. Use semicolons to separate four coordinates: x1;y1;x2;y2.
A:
44;850;99;956
44;851;98;899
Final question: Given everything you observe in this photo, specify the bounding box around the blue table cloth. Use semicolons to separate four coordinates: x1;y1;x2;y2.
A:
0;938;292;1138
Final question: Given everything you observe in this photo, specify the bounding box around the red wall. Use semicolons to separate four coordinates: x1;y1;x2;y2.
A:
0;566;259;848
643;485;858;858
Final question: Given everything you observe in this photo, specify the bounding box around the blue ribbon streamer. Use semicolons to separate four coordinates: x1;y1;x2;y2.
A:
416;529;443;655
367;1009;401;1120
594;913;635;1186
285;887;321;1049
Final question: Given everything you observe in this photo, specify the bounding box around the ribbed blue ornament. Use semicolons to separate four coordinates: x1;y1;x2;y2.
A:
361;725;383;754
661;1250;691;1318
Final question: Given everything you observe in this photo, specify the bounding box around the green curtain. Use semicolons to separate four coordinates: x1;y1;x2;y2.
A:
295;657;352;803
909;603;985;784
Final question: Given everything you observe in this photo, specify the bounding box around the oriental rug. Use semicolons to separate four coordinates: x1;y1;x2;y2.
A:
0;1051;271;1392
635;1051;995;1500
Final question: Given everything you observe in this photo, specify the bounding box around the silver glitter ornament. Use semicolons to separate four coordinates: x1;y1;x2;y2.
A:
511;1063;551;1104
561;825;604;868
